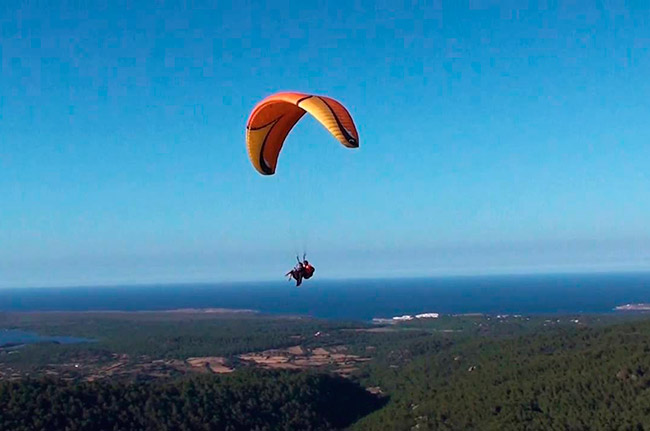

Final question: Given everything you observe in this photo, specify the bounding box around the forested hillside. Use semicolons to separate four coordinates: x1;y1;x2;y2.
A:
353;320;650;430
0;370;382;431
3;312;650;430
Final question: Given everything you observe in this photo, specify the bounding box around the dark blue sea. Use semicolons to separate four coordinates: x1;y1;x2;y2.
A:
1;273;649;321
0;329;92;347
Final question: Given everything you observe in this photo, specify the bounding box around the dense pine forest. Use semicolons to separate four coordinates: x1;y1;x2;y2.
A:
2;311;650;430
352;319;650;430
0;370;382;431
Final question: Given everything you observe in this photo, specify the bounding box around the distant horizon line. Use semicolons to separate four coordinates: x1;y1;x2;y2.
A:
3;267;650;290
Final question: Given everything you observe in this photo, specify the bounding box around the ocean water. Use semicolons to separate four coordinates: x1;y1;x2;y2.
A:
1;273;649;321
0;329;92;347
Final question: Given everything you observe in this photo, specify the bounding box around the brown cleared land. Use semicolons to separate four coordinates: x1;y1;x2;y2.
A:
237;345;371;376
187;357;234;374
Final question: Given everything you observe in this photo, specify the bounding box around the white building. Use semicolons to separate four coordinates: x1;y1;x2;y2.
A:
392;315;414;321
415;313;440;319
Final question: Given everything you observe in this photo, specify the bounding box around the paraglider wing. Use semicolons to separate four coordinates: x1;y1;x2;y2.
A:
246;92;359;175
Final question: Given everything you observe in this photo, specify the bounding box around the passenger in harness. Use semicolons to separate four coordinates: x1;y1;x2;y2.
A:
286;256;305;287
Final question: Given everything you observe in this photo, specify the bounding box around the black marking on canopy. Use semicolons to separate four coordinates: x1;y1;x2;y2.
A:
296;95;313;105
258;115;283;175
319;97;358;147
248;117;282;131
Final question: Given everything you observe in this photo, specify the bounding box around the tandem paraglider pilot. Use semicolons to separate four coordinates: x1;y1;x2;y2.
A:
246;92;356;289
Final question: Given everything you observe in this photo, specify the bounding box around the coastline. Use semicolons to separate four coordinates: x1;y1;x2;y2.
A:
0;308;259;315
614;303;650;311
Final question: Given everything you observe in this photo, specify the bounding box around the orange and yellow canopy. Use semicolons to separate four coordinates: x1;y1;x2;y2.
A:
246;92;359;175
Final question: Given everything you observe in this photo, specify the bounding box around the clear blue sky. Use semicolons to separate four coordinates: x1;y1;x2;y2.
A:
1;0;650;288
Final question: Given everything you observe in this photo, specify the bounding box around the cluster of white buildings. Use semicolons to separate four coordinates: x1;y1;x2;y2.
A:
389;312;440;321
371;312;440;324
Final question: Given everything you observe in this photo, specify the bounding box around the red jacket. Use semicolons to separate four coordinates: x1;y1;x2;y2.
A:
303;264;315;279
